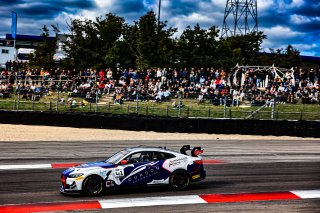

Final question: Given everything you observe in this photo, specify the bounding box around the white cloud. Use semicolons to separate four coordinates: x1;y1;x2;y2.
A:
95;0;115;8
143;0;154;10
260;24;316;55
294;43;318;51
211;0;227;9
64;0;118;23
278;0;305;10
290;14;320;25
290;0;304;8
290;14;311;24
169;12;220;36
176;13;213;23
262;25;304;38
258;0;275;12
56;0;117;27
211;0;274;12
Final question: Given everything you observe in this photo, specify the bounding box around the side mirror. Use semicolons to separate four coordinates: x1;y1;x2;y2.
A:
120;160;128;165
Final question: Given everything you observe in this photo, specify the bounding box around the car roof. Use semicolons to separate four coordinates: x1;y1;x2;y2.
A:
124;146;179;154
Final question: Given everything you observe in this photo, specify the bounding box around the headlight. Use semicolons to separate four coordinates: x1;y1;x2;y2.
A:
68;173;84;178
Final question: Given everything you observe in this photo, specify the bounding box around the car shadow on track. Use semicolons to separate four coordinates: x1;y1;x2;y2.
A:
60;181;233;198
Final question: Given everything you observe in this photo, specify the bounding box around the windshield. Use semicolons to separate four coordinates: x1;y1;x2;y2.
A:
106;150;129;164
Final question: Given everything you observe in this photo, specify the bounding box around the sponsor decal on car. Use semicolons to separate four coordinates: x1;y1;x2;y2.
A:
75;176;84;181
192;174;201;180
127;163;160;184
169;157;187;167
114;168;125;177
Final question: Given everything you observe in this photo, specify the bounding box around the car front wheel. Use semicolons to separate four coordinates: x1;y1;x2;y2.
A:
169;170;190;190
82;175;104;196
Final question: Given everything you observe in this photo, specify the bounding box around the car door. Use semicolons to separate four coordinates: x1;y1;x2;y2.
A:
150;151;176;184
116;151;158;186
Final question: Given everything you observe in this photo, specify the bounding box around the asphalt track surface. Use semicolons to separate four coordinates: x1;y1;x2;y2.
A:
0;140;320;212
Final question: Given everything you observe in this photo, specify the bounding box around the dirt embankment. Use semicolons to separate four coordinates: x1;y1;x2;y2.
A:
0;124;318;142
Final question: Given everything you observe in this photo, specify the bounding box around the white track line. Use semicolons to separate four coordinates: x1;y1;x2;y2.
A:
291;190;320;199
0;164;51;170
99;195;207;209
1;190;320;212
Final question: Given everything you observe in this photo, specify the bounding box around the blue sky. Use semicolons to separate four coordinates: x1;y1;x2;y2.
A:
0;0;319;56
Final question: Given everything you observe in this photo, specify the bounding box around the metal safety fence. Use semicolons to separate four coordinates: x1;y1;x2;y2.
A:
0;99;320;121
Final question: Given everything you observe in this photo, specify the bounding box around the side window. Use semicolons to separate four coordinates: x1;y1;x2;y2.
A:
140;152;153;162
154;152;175;161
125;152;141;164
1;49;9;54
125;152;154;163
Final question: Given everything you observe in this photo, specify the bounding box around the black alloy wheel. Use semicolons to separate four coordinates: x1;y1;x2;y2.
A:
82;176;104;196
170;170;190;190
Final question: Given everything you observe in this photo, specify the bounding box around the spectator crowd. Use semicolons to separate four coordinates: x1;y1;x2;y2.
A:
1;61;320;106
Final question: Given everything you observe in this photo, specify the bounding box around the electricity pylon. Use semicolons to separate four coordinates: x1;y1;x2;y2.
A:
221;0;258;37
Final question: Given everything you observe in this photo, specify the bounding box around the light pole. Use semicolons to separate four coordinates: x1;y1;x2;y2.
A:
158;0;162;32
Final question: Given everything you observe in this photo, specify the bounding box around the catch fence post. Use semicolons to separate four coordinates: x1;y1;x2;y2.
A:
17;91;20;111
135;91;139;114
271;99;275;120
95;91;98;113
223;92;227;118
32;98;35;111
178;91;182;117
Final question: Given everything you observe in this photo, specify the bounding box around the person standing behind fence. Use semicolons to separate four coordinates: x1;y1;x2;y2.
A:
156;68;162;81
161;68;167;84
106;68;113;80
5;60;12;71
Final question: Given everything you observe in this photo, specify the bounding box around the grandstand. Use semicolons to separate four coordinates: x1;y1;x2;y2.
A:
0;65;319;107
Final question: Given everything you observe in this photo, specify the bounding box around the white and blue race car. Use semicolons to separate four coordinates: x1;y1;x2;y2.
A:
61;145;206;196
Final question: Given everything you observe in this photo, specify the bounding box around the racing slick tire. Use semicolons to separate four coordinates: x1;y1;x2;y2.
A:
169;170;190;190
82;175;105;196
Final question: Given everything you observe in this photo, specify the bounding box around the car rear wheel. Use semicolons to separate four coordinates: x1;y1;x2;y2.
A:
82;175;104;196
169;170;190;190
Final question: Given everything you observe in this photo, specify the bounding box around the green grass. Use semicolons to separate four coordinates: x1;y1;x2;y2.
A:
1;92;319;120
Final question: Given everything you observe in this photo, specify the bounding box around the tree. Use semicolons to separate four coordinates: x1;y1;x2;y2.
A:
29;25;58;69
63;18;98;69
63;13;128;69
95;13;128;67
218;31;267;68
124;11;177;68
177;24;220;68
261;45;301;68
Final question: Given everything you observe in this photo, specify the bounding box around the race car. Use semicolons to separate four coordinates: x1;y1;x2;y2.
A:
61;145;206;196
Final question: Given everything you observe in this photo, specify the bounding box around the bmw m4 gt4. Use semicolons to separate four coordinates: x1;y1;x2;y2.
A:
61;145;206;196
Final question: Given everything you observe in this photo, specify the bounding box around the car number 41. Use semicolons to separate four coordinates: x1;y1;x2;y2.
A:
114;168;125;177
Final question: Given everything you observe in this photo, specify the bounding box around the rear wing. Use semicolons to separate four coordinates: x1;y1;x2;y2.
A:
180;145;203;157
